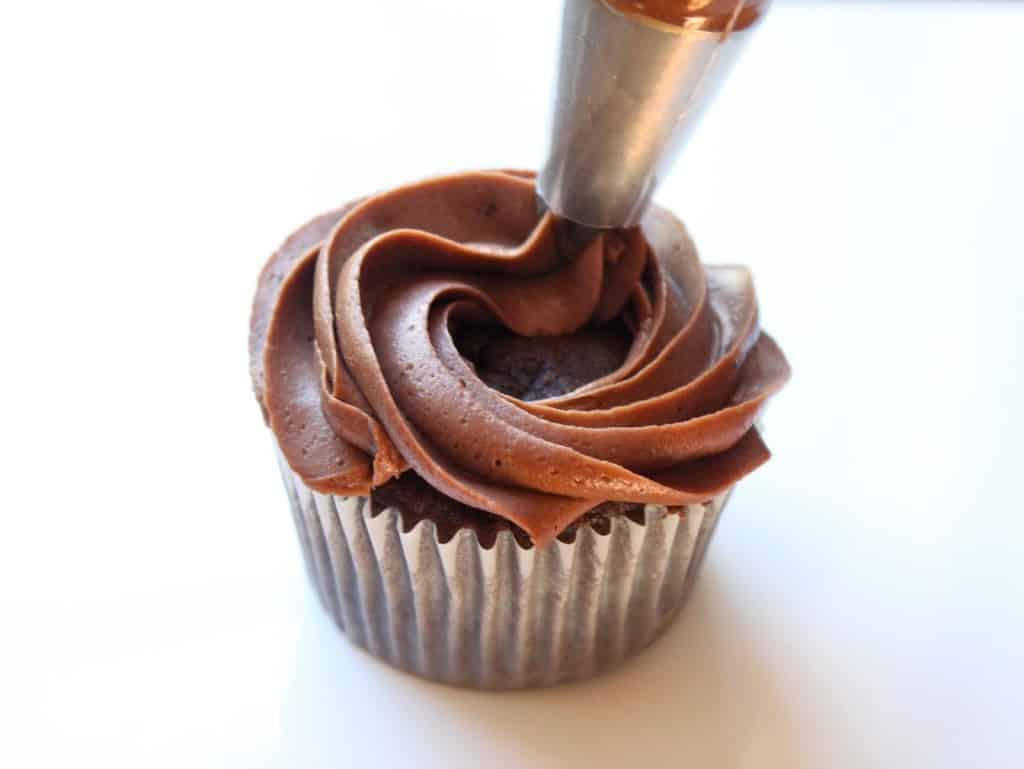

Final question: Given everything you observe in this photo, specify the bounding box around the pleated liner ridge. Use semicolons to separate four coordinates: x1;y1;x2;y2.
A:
278;452;729;689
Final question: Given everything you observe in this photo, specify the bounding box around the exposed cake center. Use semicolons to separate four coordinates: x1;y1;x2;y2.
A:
453;320;632;401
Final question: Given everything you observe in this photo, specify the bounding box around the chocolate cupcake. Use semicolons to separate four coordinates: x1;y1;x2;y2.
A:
249;170;789;688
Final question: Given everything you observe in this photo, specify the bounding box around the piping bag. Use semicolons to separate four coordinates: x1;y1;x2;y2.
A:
538;0;769;240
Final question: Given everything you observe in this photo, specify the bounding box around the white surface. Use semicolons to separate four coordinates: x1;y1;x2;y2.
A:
2;1;1022;767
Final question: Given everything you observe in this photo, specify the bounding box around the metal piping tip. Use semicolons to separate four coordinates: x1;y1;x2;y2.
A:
538;0;769;230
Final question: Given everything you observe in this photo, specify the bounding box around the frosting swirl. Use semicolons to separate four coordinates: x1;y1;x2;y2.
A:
250;170;789;544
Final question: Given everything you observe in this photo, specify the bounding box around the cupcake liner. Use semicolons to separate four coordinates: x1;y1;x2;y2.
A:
277;451;729;689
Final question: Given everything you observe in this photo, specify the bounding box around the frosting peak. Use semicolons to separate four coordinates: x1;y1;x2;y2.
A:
250;170;789;545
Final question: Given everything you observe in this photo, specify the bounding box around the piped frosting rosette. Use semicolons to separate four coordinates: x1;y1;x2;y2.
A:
250;171;790;545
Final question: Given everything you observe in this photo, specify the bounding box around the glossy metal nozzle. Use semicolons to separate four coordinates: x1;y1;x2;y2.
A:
538;0;767;229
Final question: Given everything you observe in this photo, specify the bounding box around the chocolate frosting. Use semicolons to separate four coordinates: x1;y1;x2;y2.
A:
250;170;789;545
604;0;768;32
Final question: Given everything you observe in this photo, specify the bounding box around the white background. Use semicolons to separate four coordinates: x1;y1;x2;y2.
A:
2;1;1022;767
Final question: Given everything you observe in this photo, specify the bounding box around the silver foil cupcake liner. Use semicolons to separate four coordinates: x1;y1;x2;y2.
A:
277;452;729;689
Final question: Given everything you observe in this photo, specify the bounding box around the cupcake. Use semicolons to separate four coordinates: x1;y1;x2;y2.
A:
249;170;790;688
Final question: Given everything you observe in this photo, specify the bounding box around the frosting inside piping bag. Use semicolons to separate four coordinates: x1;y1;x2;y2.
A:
604;0;768;32
250;170;789;545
